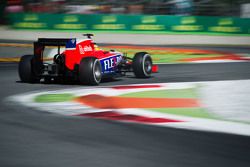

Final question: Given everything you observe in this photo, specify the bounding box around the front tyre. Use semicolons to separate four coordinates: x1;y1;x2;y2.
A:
79;57;102;85
132;52;152;78
18;55;39;83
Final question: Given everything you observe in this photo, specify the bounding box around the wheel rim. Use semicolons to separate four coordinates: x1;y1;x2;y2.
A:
93;60;102;83
143;55;152;76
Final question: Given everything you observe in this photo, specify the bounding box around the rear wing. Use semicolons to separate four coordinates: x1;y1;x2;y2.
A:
33;38;75;61
36;38;73;46
32;38;77;75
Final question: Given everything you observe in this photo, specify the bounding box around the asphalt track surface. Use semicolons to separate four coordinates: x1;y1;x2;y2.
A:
0;44;250;167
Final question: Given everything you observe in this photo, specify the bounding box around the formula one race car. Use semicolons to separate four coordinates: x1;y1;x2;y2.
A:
18;34;156;85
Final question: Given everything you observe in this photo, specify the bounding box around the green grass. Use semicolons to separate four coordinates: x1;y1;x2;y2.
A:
120;88;215;119
149;54;220;63
34;93;75;103
151;108;215;119
101;46;223;63
120;88;198;98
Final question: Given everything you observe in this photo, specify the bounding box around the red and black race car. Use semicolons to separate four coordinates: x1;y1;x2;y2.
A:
18;34;157;85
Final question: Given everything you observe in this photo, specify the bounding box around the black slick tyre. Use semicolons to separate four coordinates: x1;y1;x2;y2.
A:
18;55;39;83
79;57;102;85
132;52;152;78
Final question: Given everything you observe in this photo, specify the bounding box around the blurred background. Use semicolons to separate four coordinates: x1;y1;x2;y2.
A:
2;0;250;35
1;0;250;24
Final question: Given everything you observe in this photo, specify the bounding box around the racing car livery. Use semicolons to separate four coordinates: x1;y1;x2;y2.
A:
18;34;156;85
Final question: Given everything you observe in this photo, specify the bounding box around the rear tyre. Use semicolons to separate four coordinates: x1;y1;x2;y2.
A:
18;55;39;83
132;52;152;78
79;57;102;85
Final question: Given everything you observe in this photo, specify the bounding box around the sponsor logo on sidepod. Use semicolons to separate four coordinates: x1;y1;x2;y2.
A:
103;55;122;71
79;45;93;54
